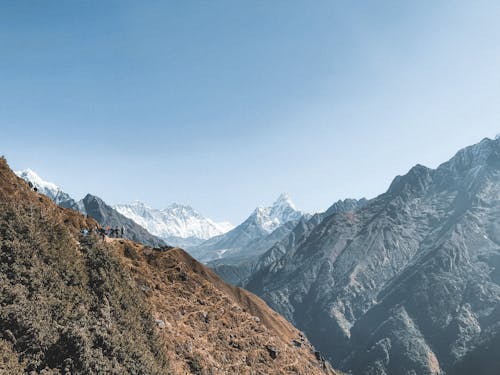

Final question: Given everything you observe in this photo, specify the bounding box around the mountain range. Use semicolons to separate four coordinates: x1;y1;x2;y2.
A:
14;169;233;249
11;137;500;375
1;157;336;374
209;198;367;286
243;137;500;375
113;201;233;248
14;168;312;267
15;169;165;247
189;193;306;264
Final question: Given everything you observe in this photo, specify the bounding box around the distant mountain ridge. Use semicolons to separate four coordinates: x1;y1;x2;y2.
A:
210;198;367;286
15;169;234;249
189;193;306;263
113;201;233;247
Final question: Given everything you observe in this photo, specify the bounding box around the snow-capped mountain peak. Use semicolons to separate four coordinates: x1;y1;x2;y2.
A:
114;201;234;244
15;169;60;195
251;193;303;233
15;169;78;210
188;193;306;263
162;203;203;219
272;192;296;210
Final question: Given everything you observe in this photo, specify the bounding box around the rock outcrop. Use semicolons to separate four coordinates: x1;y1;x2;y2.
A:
78;194;166;247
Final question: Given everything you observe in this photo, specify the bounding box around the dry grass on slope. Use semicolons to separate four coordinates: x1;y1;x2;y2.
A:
0;156;337;374
0;157;169;374
0;157;97;235
111;239;336;375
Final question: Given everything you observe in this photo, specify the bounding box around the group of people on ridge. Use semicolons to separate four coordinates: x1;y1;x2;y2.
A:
81;226;125;241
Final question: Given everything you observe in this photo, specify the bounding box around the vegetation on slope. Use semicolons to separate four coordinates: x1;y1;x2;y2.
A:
0;167;168;373
0;157;336;374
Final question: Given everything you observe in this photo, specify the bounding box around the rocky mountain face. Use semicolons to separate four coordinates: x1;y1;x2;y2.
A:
323;198;368;217
190;193;305;263
250;198;368;276
78;194;166;248
113;201;233;248
246;138;500;375
211;198;367;286
0;157;337;375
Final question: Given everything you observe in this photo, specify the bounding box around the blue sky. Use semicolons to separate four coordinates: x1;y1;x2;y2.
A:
2;1;500;223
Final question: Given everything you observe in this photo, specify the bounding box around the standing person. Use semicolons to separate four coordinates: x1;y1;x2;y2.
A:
115;226;120;238
120;226;124;237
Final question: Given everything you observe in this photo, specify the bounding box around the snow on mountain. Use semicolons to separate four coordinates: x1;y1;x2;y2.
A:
15;168;233;247
113;201;234;243
244;137;500;374
14;169;79;210
251;193;303;233
15;169;60;197
189;193;306;262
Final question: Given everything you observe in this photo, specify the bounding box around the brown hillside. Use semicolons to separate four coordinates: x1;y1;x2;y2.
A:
0;157;97;234
112;241;335;374
0;156;336;374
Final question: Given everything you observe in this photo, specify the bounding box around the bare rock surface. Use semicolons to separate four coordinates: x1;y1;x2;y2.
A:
246;137;500;375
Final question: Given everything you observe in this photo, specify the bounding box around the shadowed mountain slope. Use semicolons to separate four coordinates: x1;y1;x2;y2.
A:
210;198;367;286
246;138;500;375
78;194;166;248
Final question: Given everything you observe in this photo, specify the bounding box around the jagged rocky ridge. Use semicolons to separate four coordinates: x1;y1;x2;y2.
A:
211;198;367;286
246;137;500;375
0;157;337;374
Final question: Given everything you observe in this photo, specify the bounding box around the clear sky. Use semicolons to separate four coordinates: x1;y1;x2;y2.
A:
2;1;500;224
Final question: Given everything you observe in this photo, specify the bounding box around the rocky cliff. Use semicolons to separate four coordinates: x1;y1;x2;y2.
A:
246;138;500;375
